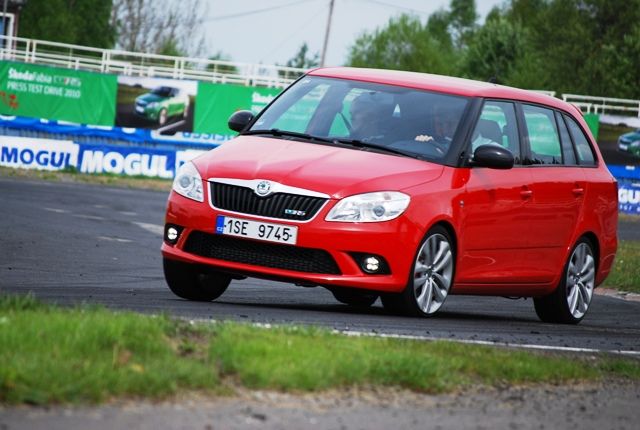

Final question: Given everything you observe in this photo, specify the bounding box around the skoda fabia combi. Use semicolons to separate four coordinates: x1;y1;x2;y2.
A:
162;67;617;324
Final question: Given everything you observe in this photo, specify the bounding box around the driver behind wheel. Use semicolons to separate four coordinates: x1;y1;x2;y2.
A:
349;91;395;141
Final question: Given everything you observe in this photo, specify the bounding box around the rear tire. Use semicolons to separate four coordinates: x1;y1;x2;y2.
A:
382;225;455;317
331;288;378;307
533;237;596;324
163;258;231;301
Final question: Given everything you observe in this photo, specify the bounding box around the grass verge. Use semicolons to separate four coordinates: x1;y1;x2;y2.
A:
0;166;172;192
1;295;638;405
604;240;640;294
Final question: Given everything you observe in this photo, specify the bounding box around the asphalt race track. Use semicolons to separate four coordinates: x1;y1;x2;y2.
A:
1;176;639;354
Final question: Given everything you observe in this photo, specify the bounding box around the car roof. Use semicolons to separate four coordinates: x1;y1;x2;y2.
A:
308;67;581;117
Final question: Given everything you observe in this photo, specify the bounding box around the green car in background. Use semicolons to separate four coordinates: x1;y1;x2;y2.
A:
618;129;640;157
134;86;190;125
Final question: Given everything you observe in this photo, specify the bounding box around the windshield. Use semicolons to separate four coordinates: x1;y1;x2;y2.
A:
151;87;174;97
250;76;469;162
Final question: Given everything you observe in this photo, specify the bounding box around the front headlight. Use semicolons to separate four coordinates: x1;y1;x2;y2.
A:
148;102;158;109
630;141;640;148
172;162;203;202
326;191;410;222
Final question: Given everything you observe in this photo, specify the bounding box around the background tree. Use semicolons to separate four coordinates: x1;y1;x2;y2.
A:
111;0;205;55
19;0;115;48
346;0;640;98
348;14;457;76
462;16;528;84
448;0;478;49
284;43;320;69
206;51;240;76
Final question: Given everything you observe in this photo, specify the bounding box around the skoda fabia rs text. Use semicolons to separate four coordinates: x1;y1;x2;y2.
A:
162;67;618;324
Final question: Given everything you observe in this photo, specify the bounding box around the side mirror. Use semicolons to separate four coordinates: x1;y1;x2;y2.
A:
472;144;514;169
228;110;254;132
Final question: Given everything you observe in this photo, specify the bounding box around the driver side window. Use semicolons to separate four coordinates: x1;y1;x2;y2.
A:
471;101;521;164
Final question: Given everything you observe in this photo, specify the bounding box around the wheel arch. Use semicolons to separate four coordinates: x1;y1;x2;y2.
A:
579;231;600;275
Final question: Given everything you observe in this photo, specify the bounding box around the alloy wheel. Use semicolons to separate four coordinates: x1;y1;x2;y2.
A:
565;242;595;319
413;233;453;314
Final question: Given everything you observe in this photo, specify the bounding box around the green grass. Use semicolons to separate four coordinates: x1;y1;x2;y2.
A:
604;240;640;294
1;295;638;405
598;123;634;144
0;166;172;192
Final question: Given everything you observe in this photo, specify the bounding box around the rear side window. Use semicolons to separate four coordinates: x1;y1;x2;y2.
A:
471;101;521;163
555;112;577;165
522;105;562;165
564;115;597;165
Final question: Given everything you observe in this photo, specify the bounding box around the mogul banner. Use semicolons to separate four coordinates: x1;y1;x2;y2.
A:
0;135;206;178
194;82;282;134
0;61;117;126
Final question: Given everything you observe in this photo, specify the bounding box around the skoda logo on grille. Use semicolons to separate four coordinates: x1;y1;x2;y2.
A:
255;180;273;197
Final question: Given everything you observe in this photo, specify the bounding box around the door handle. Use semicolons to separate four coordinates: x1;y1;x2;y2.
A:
572;184;585;196
520;189;533;199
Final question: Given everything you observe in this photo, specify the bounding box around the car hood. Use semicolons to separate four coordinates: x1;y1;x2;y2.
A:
194;136;444;199
621;131;640;142
136;93;167;103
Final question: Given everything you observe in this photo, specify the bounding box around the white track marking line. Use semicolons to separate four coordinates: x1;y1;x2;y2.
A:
194;319;640;356
73;214;106;221
179;319;640;356
97;236;133;243
119;211;138;216
43;207;69;214
133;222;164;236
331;329;640;357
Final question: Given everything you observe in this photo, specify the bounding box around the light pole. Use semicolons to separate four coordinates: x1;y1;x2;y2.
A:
320;0;335;67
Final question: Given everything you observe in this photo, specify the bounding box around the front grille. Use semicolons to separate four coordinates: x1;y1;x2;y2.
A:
183;231;341;275
210;182;327;221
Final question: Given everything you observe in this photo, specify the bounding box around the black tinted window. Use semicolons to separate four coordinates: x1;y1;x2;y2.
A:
565;115;596;165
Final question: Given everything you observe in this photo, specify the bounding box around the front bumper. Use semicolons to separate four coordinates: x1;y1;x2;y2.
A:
161;191;422;293
134;105;160;120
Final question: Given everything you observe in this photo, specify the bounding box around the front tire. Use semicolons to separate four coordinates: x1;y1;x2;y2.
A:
382;225;455;317
158;108;168;125
534;238;596;324
331;288;378;307
163;258;231;301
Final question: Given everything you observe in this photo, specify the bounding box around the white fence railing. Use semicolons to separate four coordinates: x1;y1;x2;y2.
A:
0;35;306;88
563;94;640;118
2;35;640;119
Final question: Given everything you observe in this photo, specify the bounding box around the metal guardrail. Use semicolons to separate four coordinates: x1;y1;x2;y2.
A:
0;35;306;88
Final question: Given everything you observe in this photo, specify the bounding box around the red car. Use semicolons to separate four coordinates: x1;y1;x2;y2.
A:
161;68;618;324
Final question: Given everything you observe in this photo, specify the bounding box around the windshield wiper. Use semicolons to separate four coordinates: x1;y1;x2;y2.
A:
242;130;418;159
241;129;335;144
334;138;417;158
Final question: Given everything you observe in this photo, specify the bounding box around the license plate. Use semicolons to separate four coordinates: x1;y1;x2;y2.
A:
619;143;629;150
215;216;297;245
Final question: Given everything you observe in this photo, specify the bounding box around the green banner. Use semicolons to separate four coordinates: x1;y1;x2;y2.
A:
194;82;282;134
583;113;600;140
0;61;117;126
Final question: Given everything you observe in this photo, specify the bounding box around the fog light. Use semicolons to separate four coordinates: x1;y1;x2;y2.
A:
167;227;178;241
365;256;380;272
164;224;183;245
349;252;390;275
